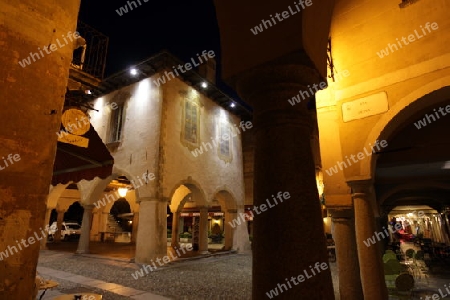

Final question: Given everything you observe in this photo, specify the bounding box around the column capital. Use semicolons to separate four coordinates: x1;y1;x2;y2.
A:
346;178;374;195
234;59;322;131
329;207;354;220
82;204;95;210
138;197;167;203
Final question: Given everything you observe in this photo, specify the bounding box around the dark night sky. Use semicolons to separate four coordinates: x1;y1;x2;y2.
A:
78;0;250;109
79;0;221;77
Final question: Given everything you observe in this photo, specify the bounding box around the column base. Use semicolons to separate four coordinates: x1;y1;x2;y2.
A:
75;249;89;254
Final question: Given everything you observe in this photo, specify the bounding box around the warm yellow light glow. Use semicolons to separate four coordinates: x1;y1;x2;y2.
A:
118;187;128;197
213;219;220;225
316;170;324;196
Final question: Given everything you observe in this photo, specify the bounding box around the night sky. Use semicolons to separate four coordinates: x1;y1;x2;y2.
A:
79;0;221;77
78;0;249;108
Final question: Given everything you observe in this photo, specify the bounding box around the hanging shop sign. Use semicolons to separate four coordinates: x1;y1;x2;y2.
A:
57;109;90;148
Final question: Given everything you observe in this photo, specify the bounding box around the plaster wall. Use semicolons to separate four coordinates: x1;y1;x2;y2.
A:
161;78;246;208
89;77;163;199
316;0;450;206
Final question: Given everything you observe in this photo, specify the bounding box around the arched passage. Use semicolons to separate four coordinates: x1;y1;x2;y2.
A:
168;180;208;253
213;189;238;250
369;85;450;263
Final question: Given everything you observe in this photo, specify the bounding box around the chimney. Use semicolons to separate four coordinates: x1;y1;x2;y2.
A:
198;58;216;84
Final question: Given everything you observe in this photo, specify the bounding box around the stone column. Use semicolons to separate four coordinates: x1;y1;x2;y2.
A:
331;209;364;300
131;212;139;243
348;180;388;300
179;216;184;235
236;62;334;299
171;211;180;248
40;208;53;249
53;209;66;243
224;209;236;250
233;207;251;252
135;198;167;264
0;2;80;298
76;205;94;254
198;206;209;254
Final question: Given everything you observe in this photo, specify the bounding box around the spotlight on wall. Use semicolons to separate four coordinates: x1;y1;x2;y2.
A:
201;81;208;89
118;187;128;197
129;68;138;76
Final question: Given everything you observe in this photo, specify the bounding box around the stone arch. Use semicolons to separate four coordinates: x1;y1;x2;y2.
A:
360;78;450;178
379;181;450;206
212;188;238;211
168;177;208;212
47;183;71;209
212;189;239;250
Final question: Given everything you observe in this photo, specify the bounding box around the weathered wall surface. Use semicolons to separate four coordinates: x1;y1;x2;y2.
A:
88;73;246;233
161;78;246;208
0;0;80;298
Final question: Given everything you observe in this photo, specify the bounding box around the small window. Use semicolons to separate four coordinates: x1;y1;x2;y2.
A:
108;102;125;143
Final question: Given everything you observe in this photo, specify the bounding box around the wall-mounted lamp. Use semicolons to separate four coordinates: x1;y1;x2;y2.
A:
118;187;128;197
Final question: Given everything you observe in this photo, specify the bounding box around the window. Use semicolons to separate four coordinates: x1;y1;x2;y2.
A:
184;101;198;143
108;102;125;143
180;90;201;150
218;121;232;162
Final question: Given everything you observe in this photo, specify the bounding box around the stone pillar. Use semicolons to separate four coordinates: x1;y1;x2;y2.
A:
0;1;80;298
131;212;139;243
179;216;184;235
40;208;53;249
232;207;251;252
76;205;94;254
331;209;364;300
236;62;334;299
198;206;209;254
224;209;236;250
135;198;167;263
53;209;66;243
348;180;388;300
171;211;180;248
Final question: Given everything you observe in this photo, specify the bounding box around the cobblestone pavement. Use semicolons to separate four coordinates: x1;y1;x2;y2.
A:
37;250;339;299
38;248;450;299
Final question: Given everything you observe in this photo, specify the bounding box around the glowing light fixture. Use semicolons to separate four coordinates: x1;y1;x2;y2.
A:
118;187;128;197
230;102;236;108
130;68;138;76
201;81;208;88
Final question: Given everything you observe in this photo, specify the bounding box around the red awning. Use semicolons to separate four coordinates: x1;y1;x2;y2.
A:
52;124;114;185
